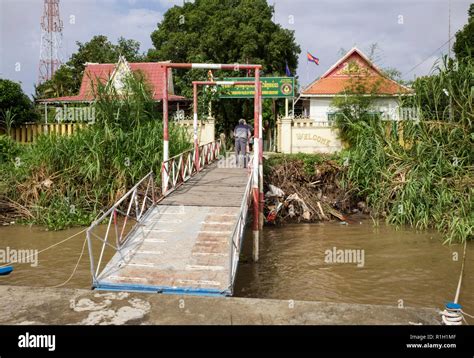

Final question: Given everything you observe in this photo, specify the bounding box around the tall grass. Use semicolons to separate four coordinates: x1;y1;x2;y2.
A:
0;72;191;229
335;56;473;243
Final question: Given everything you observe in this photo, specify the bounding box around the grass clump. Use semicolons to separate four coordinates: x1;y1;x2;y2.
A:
333;57;473;243
0;72;191;230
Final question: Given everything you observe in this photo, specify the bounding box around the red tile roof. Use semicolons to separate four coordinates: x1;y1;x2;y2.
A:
302;48;412;96
41;62;186;103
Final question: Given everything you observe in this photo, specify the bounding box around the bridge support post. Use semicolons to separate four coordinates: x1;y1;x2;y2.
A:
193;82;200;172
162;66;169;194
252;69;261;262
258;74;264;231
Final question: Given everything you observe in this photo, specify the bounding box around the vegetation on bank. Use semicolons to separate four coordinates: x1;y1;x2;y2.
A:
0;74;191;230
338;57;472;244
264;57;472;244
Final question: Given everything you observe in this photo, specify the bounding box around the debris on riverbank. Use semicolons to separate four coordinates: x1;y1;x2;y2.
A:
0;198;32;226
264;154;364;224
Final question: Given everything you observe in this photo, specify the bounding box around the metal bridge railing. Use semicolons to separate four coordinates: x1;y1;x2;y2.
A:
87;140;222;286
161;140;221;196
199;140;221;169
86;172;156;286
227;157;254;294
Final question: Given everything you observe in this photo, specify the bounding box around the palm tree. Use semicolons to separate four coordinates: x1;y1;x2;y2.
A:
0;108;17;136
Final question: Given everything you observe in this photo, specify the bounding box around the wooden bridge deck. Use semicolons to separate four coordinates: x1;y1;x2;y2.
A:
95;163;250;296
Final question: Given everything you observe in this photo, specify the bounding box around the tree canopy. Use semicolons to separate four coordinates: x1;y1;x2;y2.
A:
453;3;474;62
0;79;37;127
148;0;300;77
147;0;300;132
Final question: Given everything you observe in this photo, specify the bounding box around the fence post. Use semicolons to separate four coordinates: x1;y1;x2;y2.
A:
26;125;32;143
280;117;293;154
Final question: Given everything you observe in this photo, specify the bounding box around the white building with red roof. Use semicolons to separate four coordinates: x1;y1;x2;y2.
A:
299;47;412;122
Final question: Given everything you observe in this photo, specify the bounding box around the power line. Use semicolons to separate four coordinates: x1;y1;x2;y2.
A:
404;34;456;76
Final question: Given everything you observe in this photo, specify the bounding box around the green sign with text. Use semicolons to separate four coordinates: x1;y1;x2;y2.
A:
219;77;295;99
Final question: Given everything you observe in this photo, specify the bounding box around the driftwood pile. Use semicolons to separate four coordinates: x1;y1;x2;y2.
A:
0;197;33;225
264;158;361;224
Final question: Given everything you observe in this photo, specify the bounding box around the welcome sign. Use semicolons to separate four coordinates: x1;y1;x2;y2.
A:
219;77;295;99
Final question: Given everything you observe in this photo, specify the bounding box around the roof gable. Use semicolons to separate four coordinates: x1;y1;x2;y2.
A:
321;47;382;79
302;47;412;96
109;56;132;95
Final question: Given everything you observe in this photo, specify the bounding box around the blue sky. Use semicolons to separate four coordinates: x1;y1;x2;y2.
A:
0;0;471;97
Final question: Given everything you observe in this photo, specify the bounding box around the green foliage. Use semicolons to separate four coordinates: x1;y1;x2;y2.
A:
0;135;22;164
2;75;190;230
407;56;473;123
34;65;76;100
336;58;473;243
330;64;383;146
0;79;38;125
147;0;301;134
148;0;299;76
264;153;337;176
453;4;474;62
0;108;17;135
92;70;156;131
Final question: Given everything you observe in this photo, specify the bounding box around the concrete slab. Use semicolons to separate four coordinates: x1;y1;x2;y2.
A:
0;285;441;325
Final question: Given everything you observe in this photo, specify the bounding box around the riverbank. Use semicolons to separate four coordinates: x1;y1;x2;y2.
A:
0;75;191;230
263;150;473;244
0;285;440;325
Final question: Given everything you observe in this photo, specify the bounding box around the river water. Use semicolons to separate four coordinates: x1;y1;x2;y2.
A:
0;218;472;317
234;219;473;315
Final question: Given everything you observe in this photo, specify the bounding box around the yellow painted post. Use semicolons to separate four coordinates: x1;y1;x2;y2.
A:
26;125;32;143
398;121;404;147
67;123;73;136
21;126;26;143
32;124;37;142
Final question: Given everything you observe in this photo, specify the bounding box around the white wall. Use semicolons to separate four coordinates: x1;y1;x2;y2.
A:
373;97;401;120
291;126;343;153
307;96;401;121
278;118;343;154
309;97;333;121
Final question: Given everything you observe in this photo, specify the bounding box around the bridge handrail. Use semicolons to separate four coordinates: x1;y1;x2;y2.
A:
87;140;222;286
228;159;254;293
86;171;156;285
161;140;221;196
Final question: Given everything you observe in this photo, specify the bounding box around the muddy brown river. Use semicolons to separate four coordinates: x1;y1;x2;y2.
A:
0;218;473;319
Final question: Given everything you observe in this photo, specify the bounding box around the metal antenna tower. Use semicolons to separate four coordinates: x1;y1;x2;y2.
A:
38;0;63;83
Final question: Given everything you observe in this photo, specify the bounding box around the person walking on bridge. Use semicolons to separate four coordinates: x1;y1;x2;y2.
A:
234;119;251;168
